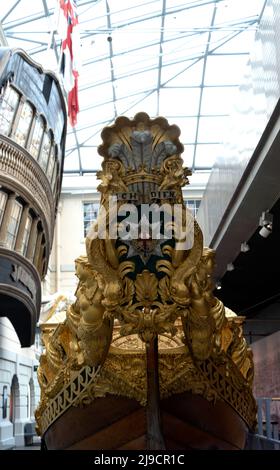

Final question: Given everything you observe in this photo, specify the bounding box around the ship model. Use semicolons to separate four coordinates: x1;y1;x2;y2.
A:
35;113;256;450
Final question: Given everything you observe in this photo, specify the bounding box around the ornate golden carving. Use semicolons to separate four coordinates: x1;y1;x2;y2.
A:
36;113;256;438
124;165;162;187
35;365;101;435
36;320;256;435
97;159;128;199
159;155;192;191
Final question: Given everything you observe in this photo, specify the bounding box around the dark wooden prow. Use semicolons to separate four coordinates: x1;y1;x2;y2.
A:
145;336;166;450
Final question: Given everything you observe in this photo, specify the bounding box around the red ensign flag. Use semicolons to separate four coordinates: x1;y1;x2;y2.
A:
57;0;80;127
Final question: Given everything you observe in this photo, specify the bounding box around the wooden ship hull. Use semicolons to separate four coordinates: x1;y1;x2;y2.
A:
42;392;248;451
38;322;255;451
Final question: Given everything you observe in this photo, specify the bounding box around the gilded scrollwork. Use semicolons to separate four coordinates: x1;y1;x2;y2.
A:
159;155;192;191
97;159;128;198
36;322;256;435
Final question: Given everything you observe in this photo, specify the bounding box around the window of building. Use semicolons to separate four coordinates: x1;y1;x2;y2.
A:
29;115;44;160
46;144;55;182
21;214;32;256
13;101;33;147
6;200;22;250
185;199;201;218
83;202;99;237
0;85;20;135
39;131;51;171
0;191;7;225
2;385;8;419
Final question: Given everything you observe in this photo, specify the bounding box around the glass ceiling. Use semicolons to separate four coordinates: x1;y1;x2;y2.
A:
1;0;267;178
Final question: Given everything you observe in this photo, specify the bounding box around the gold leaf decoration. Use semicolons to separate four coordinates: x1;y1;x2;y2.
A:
156;259;174;276
118;260;135;279
161;245;173;256
158;276;170;302
123;276;135;300
117;244;128;257
135;270;158;305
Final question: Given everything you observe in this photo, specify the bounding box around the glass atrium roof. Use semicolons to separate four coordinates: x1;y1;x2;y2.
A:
1;0;267;178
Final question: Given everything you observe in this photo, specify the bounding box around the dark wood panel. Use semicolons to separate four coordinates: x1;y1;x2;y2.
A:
117;435;147;450
44;395;142;450
161;391;247;449
44;391;248;450
146;337;165;449
164;437;193;450
66;409;146;450
162;411;239;450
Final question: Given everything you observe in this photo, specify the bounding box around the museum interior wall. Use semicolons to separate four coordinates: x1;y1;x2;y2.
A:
197;0;280;432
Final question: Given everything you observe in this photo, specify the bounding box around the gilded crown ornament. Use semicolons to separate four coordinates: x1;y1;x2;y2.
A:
36;113;256;450
97;112;191;203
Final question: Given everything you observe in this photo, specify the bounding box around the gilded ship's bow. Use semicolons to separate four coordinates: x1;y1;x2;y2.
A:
36;113;256;450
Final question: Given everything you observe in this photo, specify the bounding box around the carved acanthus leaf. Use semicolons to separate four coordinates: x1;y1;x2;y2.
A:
135;270;158;305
